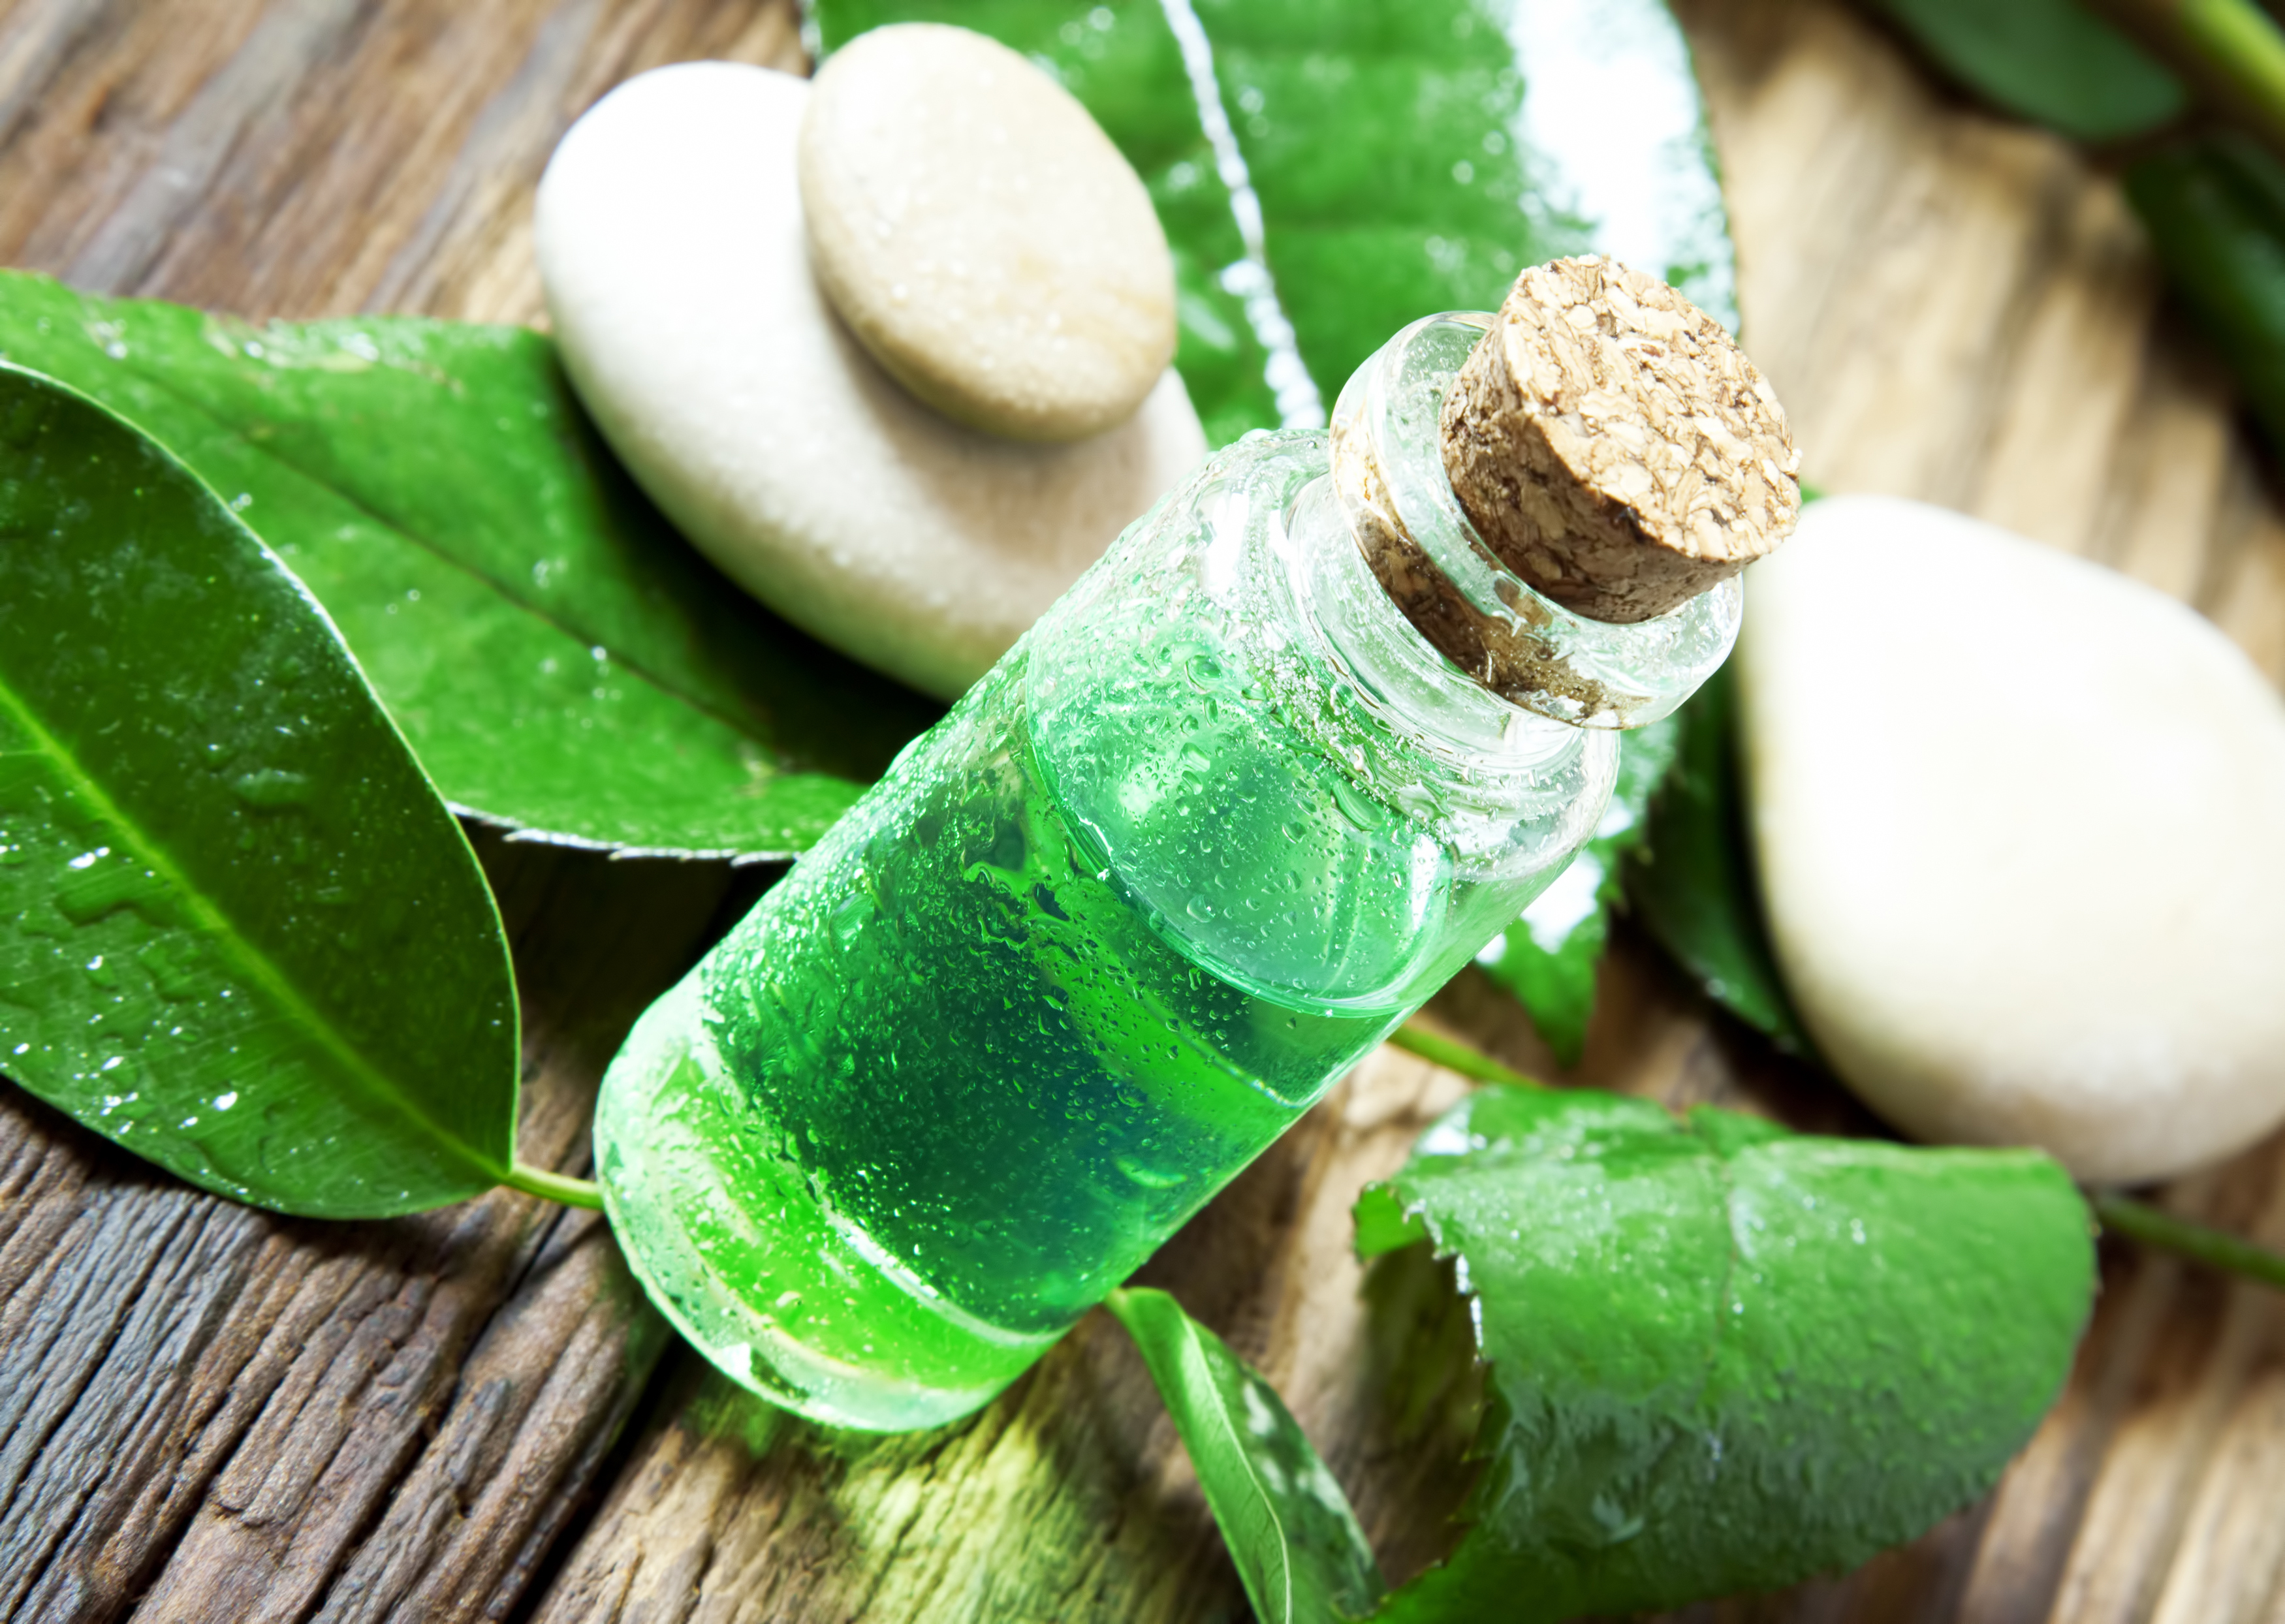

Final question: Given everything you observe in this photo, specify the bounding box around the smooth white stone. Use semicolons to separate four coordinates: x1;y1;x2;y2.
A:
534;61;1208;701
801;23;1176;443
1738;494;2285;1184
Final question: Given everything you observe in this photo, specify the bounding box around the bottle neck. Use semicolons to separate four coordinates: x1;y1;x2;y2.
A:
1281;473;1574;774
1265;461;1619;891
1317;313;1742;731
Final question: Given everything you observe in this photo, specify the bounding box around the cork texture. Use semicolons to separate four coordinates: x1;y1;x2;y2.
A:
1440;257;1800;623
1334;409;1618;716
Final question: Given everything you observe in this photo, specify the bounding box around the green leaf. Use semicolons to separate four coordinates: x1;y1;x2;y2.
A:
1624;660;1813;1052
1475;715;1678;1066
1355;1085;2094;1621
1106;1287;1387;1623
0;362;519;1217
2124;134;2285;458
815;0;1735;441
1859;0;2186;142
0;272;942;861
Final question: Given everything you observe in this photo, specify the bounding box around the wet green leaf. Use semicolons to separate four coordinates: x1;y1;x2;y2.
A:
1106;1287;1386;1623
1624;661;1813;1052
0;272;942;861
1475;715;1678;1066
0;363;518;1217
1860;0;2184;143
2124;133;2285;456
1355;1086;2093;1622
816;0;1735;441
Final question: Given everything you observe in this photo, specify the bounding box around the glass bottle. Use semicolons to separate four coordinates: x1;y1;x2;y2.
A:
594;284;1769;1432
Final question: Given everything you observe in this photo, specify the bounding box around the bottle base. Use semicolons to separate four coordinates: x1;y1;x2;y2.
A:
594;976;1065;1433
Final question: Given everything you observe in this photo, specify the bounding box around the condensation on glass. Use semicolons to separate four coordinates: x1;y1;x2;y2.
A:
593;315;1740;1430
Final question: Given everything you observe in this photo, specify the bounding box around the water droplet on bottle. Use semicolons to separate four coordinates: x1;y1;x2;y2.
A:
1114;1154;1186;1191
1328;776;1386;830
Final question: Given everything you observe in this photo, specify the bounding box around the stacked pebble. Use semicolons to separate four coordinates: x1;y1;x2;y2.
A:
535;30;1205;702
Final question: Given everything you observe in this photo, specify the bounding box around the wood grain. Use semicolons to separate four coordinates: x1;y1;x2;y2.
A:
0;4;795;1616
1;0;2283;1619
0;832;746;1624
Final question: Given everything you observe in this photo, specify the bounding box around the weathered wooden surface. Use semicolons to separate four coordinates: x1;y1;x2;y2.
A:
0;831;742;1623
0;3;790;1615
3;0;2284;1619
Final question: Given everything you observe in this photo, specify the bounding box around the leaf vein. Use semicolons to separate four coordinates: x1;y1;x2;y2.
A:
99;343;774;743
0;668;500;1185
1179;1313;1295;1624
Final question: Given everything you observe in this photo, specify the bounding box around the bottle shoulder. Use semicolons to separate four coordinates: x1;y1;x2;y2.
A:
1016;426;1617;1013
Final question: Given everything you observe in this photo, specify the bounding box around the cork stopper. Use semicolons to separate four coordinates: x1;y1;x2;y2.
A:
1439;257;1799;625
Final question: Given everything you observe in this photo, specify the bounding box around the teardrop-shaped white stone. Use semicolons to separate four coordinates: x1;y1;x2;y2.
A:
1738;494;2285;1183
535;62;1207;700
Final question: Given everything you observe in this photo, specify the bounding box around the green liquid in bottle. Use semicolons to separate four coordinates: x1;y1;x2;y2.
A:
594;316;1738;1429
599;640;1408;1427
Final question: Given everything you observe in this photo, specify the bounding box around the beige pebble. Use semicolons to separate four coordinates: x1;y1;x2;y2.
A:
1739;495;2285;1184
800;23;1176;443
535;62;1206;700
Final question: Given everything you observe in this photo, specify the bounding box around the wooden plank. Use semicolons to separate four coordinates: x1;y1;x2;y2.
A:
0;4;804;1619
3;0;2285;1618
0;834;742;1623
0;0;806;324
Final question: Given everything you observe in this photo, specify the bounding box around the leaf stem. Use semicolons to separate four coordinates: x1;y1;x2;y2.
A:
503;1161;607;1210
2180;0;2285;140
1389;1023;1545;1090
2090;1193;2285;1291
2111;0;2285;161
